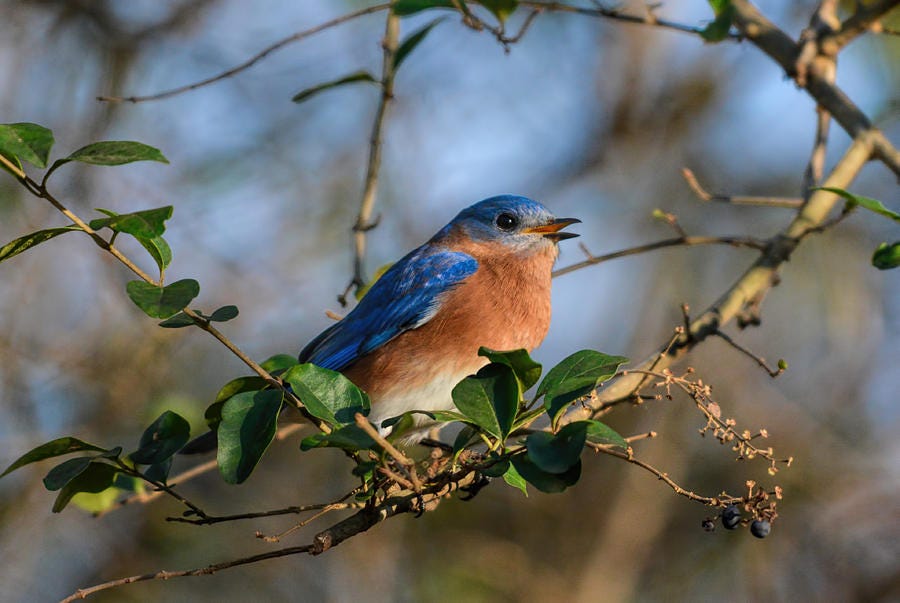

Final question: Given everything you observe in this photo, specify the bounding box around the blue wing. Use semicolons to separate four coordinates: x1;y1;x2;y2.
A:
299;247;478;371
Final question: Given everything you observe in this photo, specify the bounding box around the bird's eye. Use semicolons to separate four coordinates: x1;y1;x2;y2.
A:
495;212;518;231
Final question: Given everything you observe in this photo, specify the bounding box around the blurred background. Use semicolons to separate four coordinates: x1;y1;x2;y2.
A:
0;1;898;601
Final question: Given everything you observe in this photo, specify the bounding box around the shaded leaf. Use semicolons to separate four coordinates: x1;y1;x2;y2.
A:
126;279;200;319
584;420;628;450
159;312;196;328
282;363;370;427
300;424;376;451
130;411;191;465
0;226;81;263
0;151;23;178
872;241;900;270
292;71;377;104
139;235;173;272
452;424;479;457
480;456;510;478
66;141;168;166
43;457;93;491
89;206;173;238
394;18;444;70
538;350;628;426
0;122;54;168
511;455;581;494
525;422;587;473
392;0;455;16
52;462;118;513
819;187;900;223
144;457;174;483
478;347;542;391
209;305;239;322
2;437;106;478
452;363;519;440
217;390;284;484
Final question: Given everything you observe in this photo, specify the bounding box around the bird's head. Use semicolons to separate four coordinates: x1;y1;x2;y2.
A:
442;195;580;253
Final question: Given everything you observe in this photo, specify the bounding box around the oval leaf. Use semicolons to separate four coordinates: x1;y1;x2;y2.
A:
126;279;200;319
209;305;239;322
282;363;370;427
525;422;588;474
583;420;628;450
0;122;54;168
452;363;519;440
52;462;118;513
130;411;191;465
217;390;284;484
139;235;173;272
538;350;628;426
260;353;299;374
0;226;82;263
67;141;168;166
2;437;107;478
510;455;581;494
478;347;542;391
43;456;94;491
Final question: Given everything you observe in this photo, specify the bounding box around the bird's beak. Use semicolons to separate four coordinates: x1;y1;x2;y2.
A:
525;217;581;241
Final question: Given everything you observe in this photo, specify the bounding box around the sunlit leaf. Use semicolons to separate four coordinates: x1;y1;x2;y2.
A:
0;122;54;168
502;461;528;496
478;347;542;391
584;420;628;450
0;226;81;264
819;187;900;223
452;363;519;440
65;141;168;166
700;0;735;42
872;241;900;270
282;363;370;426
537;350;628;426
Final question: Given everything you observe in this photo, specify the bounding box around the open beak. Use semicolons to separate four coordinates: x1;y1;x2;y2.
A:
525;217;581;241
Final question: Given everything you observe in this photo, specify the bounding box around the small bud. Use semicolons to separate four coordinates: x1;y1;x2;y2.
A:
777;359;788;371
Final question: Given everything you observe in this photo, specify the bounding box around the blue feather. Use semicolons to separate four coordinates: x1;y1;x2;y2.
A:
299;247;478;371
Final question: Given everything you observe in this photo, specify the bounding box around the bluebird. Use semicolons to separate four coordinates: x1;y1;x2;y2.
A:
299;195;580;435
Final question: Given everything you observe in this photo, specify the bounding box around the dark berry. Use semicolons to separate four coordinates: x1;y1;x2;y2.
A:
722;505;741;530
750;519;771;538
701;518;716;532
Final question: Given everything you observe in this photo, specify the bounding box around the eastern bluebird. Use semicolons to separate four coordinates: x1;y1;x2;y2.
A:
299;195;580;435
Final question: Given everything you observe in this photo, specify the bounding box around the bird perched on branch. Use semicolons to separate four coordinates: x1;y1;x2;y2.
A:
299;195;580;434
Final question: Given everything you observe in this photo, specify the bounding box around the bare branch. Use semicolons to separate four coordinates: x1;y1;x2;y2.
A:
97;4;392;103
681;168;803;208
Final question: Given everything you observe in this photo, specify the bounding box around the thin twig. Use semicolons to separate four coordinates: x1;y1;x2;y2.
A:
713;330;785;378
340;13;400;305
354;412;422;491
681;168;804;208
552;235;766;277
97;4;392;103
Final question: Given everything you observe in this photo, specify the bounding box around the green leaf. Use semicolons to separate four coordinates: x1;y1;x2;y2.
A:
479;0;518;23
478;347;542;391
872;241;900;270
43;456;94;491
2;437;107;478
144;457;173;483
209;305;239;322
292;71;378;104
159;312;196;328
282;363;370;427
525;422;587;474
89;206;173;238
452;363;519;440
510;455;581;494
126;279;200;319
139;235;173;272
383;412;418;443
52;462;118;513
217;390;284;484
480;456;510;478
700;0;735;42
538;350;628;427
130;411;191;465
214;376;268;404
0;122;54;168
0;151;23;178
261;354;299;374
0;226;82;263
392;0;455;16
65;141;168;166
502;461;528;496
819;187;900;223
394;18;444;71
583;420;628;450
452;424;479;457
300;424;377;451
511;407;545;432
